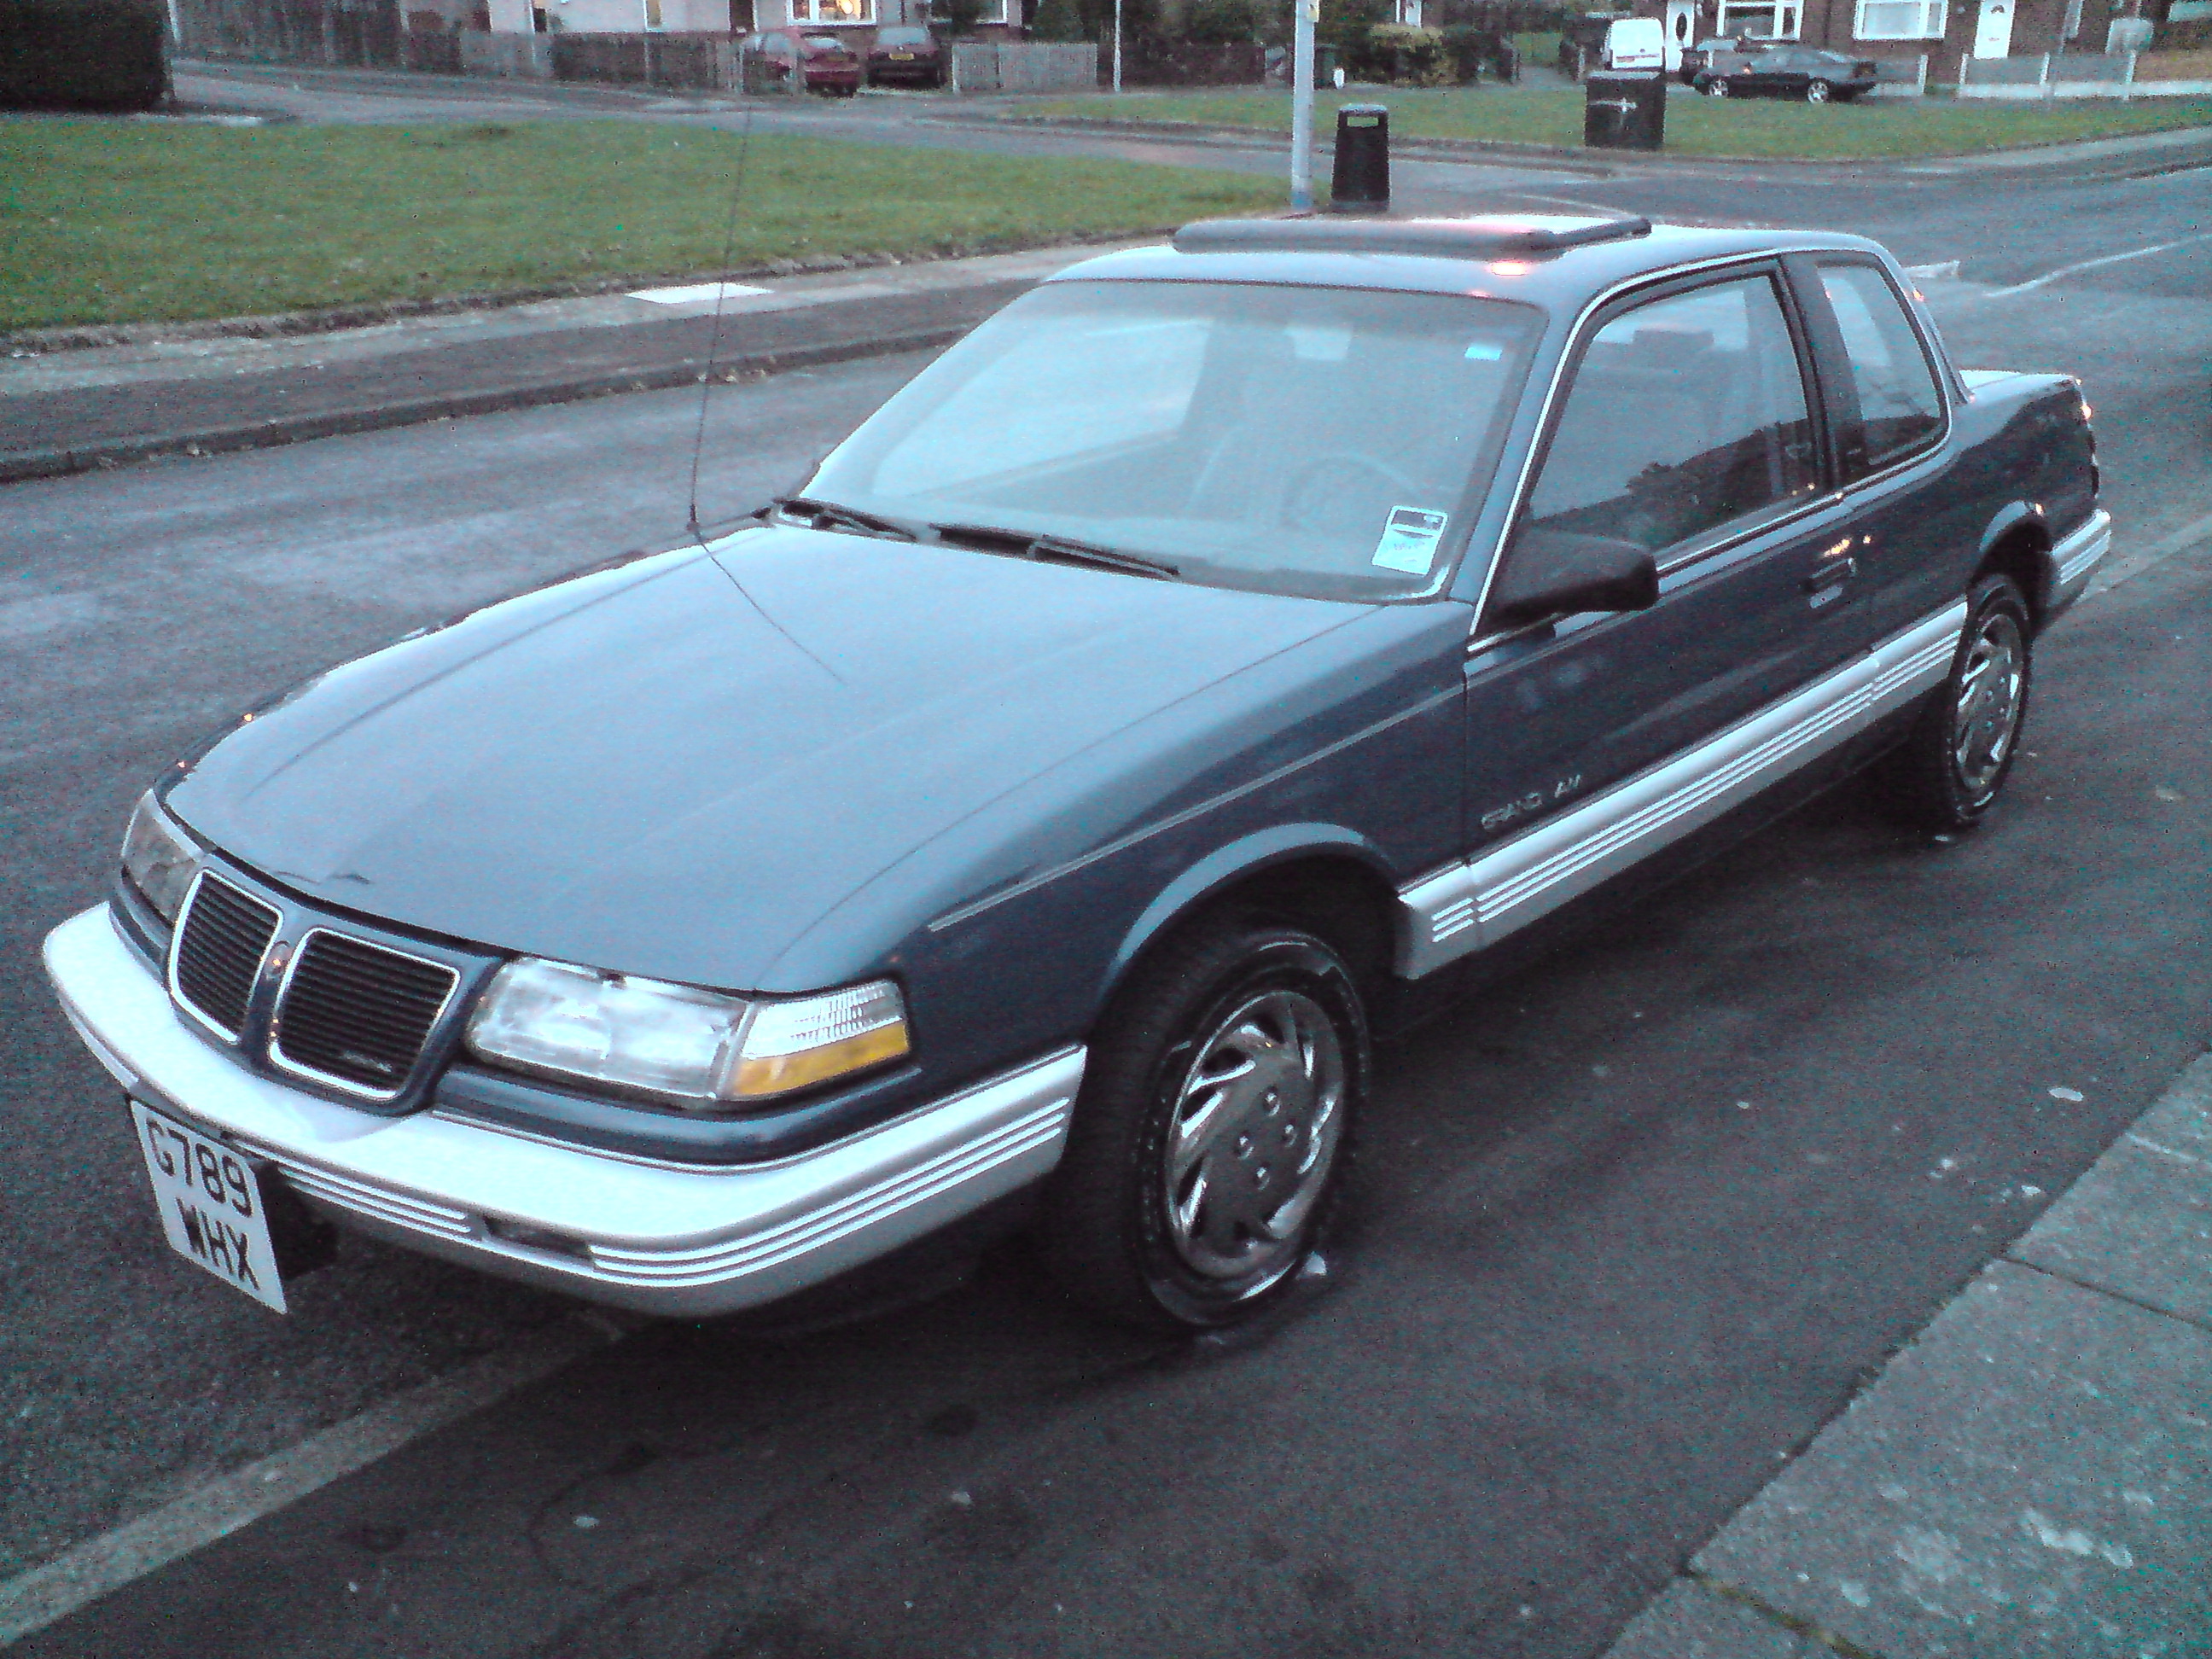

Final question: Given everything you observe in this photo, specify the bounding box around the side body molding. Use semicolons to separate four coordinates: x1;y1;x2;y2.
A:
1395;600;1969;978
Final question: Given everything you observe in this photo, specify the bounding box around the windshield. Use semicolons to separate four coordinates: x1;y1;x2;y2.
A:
876;26;930;43
802;279;1543;602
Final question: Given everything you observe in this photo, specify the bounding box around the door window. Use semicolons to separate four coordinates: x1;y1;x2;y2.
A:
1517;273;1819;562
1816;262;1945;479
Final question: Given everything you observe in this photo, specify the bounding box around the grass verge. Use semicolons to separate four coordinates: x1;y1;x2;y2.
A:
1016;85;2212;162
0;119;1281;331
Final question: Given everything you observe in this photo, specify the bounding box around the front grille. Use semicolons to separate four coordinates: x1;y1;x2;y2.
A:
172;875;280;1039
271;929;458;1097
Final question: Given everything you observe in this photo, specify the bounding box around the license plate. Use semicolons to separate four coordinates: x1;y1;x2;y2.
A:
890;50;913;57
131;1101;288;1313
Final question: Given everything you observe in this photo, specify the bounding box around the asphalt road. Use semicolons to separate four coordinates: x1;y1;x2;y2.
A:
5;101;2211;1657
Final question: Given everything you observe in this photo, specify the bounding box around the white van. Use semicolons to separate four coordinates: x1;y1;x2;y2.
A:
1604;17;1667;70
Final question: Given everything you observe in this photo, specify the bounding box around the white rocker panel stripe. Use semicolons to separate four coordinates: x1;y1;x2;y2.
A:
1397;600;1969;978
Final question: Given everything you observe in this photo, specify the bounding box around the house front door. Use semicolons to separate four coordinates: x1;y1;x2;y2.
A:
1973;0;2015;57
1665;0;1696;72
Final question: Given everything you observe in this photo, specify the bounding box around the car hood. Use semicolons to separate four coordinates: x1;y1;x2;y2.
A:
168;527;1372;990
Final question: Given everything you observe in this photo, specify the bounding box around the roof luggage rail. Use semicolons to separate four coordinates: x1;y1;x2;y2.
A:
1170;216;1654;260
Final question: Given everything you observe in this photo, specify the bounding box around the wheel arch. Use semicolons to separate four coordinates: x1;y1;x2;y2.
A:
1100;829;1403;1014
1974;505;2058;632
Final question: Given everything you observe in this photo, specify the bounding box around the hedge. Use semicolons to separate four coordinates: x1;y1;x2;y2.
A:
0;0;170;112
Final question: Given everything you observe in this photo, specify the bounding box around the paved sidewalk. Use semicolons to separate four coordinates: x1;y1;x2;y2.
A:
1603;1054;2212;1659
0;240;1138;483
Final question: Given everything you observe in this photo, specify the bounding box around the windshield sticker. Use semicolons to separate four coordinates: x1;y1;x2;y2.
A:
1464;337;1507;362
1371;507;1449;574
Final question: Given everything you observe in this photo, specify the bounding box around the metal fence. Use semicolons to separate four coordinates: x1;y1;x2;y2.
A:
947;40;1096;91
550;32;734;90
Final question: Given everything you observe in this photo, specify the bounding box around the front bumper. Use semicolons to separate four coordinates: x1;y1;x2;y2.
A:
44;905;1083;1317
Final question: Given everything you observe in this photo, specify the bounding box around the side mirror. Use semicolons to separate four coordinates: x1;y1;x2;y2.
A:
1487;527;1660;626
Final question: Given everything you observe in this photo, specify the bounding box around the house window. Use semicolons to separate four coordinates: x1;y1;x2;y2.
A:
1715;0;1801;37
1394;0;1425;23
790;0;876;22
1853;0;1943;37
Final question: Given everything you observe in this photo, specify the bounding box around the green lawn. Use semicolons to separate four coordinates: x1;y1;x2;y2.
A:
1018;85;2212;162
0;120;1282;332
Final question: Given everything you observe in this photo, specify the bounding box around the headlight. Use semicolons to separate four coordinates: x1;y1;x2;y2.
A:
120;792;200;924
464;958;911;1109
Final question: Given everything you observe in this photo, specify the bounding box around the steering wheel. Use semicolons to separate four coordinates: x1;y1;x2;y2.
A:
1281;451;1430;534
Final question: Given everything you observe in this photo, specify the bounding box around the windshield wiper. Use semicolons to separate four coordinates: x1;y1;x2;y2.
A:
764;496;924;543
932;522;1180;581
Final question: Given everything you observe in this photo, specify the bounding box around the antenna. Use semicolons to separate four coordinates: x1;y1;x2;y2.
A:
686;107;757;544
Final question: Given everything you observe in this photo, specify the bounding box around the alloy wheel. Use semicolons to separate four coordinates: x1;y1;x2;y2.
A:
1161;988;1347;1285
1951;609;2026;800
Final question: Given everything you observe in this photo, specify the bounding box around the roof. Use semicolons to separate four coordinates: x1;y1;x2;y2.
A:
1047;216;1890;311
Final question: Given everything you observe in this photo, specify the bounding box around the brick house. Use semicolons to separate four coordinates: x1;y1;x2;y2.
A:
507;0;1022;44
1639;0;2125;84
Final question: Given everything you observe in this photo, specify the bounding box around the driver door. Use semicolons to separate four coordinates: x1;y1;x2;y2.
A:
1440;262;1880;954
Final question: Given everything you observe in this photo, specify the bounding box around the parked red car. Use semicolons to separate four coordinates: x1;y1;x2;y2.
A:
864;25;945;88
738;29;862;96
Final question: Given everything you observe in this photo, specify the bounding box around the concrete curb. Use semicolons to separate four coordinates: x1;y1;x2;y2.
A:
1600;1050;2212;1659
0;323;965;486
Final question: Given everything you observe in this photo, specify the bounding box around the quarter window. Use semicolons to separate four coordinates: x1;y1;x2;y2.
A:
1520;274;1819;559
1817;262;1945;477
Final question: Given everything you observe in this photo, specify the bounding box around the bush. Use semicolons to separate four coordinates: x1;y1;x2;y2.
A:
1318;0;1390;76
1367;20;1450;82
1183;0;1262;44
0;0;168;111
1031;0;1091;41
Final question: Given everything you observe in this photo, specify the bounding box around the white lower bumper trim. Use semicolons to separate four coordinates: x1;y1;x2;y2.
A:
44;906;1084;1316
2052;507;2113;601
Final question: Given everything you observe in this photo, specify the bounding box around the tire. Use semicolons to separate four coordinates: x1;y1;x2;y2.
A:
1705;75;1731;96
1874;573;2034;833
1039;917;1367;1330
1805;77;1831;103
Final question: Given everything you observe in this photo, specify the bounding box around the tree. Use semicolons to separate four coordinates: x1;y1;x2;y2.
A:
1031;0;1091;38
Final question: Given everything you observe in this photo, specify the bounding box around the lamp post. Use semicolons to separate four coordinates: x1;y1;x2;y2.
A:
1290;0;1317;210
1113;0;1123;91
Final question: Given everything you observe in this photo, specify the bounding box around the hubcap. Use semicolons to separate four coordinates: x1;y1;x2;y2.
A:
1162;988;1346;1284
1951;610;2025;800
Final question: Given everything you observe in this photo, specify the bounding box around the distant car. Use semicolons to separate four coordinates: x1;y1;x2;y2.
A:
865;25;945;89
738;29;862;96
1557;10;1631;79
1691;41;1879;102
49;214;2107;1336
1679;34;1771;83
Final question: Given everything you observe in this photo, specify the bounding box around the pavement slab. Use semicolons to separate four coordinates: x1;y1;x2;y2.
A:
1691;1259;2212;1658
2011;1056;2212;1327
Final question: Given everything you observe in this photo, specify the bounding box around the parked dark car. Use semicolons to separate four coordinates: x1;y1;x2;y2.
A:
737;28;862;96
1689;39;1879;101
864;24;944;87
47;216;2107;1333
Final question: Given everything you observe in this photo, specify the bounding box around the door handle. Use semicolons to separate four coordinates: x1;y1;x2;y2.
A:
1802;556;1858;594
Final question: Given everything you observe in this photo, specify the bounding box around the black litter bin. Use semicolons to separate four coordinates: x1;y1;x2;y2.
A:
1583;69;1665;152
1330;103;1389;215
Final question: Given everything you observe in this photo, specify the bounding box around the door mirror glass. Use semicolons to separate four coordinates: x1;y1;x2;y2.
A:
1488;528;1659;626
